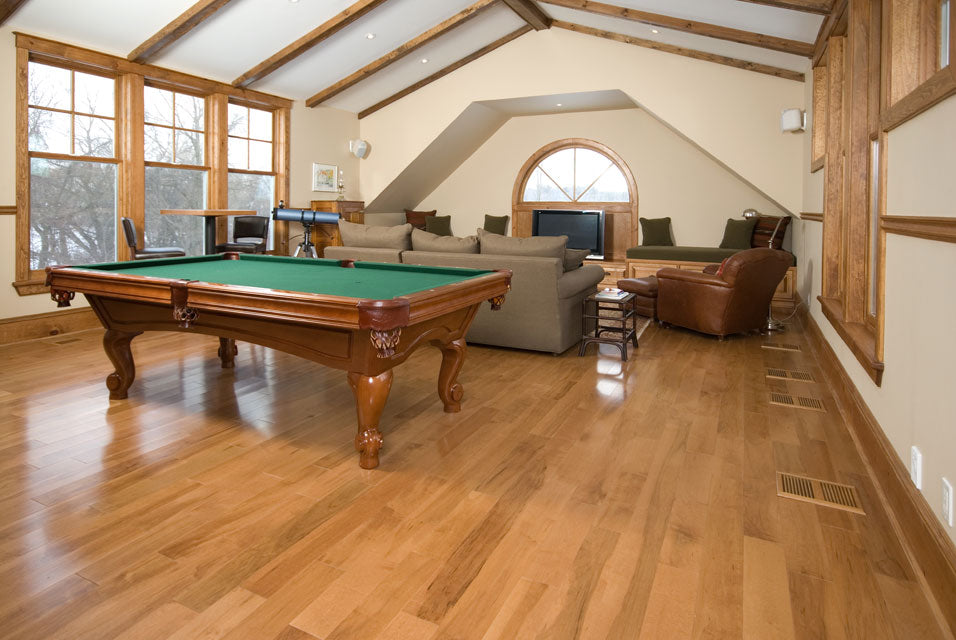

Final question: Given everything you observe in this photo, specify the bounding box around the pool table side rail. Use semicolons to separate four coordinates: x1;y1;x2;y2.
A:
46;265;512;332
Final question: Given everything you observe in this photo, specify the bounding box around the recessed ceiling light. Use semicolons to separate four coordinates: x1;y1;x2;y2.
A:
556;103;563;107
366;33;375;39
421;58;429;63
288;0;299;3
651;28;659;34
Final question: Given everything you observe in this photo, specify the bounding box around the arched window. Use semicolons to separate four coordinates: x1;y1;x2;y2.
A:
513;139;638;261
522;146;630;202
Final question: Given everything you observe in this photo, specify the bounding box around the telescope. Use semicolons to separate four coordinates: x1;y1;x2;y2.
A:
272;202;340;258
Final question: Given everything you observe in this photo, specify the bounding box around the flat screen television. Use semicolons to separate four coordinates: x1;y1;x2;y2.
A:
531;209;605;259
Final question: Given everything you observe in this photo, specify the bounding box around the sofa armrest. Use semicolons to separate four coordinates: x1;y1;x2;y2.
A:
557;264;605;299
702;263;720;275
656;267;732;288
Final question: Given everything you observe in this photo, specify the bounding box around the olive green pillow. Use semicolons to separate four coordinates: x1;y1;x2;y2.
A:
425;215;452;236
639;217;674;246
563;248;591;272
483;214;509;235
718;217;758;249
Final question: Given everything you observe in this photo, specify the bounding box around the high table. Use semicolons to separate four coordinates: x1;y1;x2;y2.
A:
45;254;511;469
160;209;257;254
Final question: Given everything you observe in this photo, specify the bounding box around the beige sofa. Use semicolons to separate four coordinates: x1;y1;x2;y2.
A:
324;244;604;354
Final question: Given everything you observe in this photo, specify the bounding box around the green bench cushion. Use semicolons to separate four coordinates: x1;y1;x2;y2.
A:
626;245;796;265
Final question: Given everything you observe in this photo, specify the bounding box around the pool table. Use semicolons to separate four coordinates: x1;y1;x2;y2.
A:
46;254;511;469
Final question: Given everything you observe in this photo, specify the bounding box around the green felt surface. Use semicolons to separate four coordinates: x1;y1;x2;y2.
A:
78;254;491;299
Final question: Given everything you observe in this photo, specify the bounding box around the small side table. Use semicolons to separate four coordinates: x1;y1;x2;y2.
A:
579;291;638;360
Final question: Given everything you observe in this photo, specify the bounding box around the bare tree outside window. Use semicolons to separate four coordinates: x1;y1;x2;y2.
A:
227;103;275;247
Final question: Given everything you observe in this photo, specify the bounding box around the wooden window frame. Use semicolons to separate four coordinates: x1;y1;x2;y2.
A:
815;0;953;385
13;35;291;295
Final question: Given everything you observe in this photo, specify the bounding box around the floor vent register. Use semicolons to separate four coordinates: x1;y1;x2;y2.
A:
776;472;865;514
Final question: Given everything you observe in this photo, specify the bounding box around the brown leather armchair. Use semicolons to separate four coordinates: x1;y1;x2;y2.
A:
656;248;793;338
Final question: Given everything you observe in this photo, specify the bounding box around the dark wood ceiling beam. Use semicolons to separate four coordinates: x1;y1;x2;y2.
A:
233;0;390;88
553;20;804;81
735;0;833;15
306;0;498;108
544;0;815;57
359;25;533;118
812;0;848;66
0;0;29;26
501;0;552;30
127;0;235;63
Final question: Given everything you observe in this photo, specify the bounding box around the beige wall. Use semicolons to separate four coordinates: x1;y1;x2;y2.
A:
417;108;789;245
360;28;805;216
289;103;359;208
798;93;956;544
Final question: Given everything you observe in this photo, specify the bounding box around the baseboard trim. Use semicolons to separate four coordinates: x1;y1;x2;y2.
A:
799;306;956;636
0;307;99;344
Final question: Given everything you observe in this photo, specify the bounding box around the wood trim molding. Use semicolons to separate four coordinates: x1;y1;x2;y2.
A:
818;295;883;385
553;21;805;82
0;204;15;215
735;0;833;14
812;0;848;66
306;0;497;107
0;307;99;344
880;66;956;132
232;0;390;87
17;33;292;109
800;307;956;636
127;0;235;63
501;0;552;30
544;0;815;56
0;0;28;26
809;156;825;173
800;212;824;221
881;215;956;243
358;26;532;119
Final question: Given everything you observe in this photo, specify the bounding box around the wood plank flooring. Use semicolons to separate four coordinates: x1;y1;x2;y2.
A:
0;319;947;639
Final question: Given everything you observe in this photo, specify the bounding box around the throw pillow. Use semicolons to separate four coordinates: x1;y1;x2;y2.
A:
478;228;567;260
425;215;452;236
338;220;412;250
411;229;479;253
751;215;791;249
404;209;436;230
483;214;509;235
563;248;591;272
718;218;758;249
639;217;674;246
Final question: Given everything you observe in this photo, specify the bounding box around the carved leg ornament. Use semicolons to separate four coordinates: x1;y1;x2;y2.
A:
218;337;238;369
436;338;466;413
370;327;401;358
103;329;142;399
488;294;506;310
50;289;75;307
347;370;393;469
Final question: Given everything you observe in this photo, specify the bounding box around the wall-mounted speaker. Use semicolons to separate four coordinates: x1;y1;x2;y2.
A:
781;108;806;133
350;139;370;159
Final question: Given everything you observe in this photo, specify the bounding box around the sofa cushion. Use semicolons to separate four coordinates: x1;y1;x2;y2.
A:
752;215;790;249
478;228;567;260
718;218;758;249
339;220;412;250
411;229;479;253
639;217;674;246
425;215;452;236
557;264;606;299
483;214;509;235
404;209;436;230
563;248;591;272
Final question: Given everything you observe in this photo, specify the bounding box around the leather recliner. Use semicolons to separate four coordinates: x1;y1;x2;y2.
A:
656;247;793;338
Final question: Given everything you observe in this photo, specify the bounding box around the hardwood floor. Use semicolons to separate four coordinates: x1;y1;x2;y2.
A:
0;319;948;639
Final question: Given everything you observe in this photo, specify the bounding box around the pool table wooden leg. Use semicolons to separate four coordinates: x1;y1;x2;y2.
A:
218;337;238;368
347;370;393;469
435;337;466;413
103;329;142;400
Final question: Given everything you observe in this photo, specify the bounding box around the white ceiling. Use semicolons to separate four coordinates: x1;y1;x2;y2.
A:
6;0;822;113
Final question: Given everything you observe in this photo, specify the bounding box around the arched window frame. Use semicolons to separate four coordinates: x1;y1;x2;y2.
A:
512;138;638;261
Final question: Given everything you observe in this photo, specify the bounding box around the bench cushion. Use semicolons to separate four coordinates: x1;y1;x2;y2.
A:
625;246;741;262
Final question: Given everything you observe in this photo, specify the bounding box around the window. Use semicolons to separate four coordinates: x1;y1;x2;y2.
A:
227;103;275;246
27;62;117;269
522;146;629;203
143;86;207;255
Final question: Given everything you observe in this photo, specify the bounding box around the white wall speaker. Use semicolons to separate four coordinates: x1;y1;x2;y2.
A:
350;139;370;159
780;108;806;133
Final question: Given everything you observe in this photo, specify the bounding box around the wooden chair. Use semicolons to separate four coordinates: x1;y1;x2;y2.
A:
215;215;269;254
121;218;186;260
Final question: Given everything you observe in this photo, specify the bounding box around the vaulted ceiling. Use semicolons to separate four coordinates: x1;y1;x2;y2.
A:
4;0;839;117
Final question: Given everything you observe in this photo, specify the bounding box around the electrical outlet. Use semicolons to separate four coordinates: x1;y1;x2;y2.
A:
943;478;953;528
910;446;922;490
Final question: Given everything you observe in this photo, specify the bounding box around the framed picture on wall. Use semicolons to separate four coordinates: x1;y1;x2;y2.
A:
312;163;338;192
